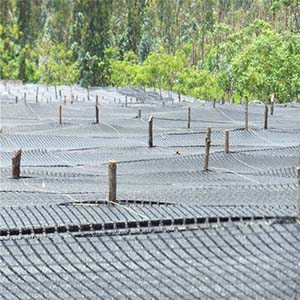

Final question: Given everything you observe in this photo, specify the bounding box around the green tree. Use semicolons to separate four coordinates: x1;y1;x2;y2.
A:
38;44;79;84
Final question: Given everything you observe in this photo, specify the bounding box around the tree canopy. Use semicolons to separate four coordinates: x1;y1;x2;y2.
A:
0;0;299;102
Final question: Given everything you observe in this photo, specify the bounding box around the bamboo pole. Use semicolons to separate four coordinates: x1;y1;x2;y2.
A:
204;127;211;171
108;160;117;204
245;96;249;130
270;94;275;115
95;105;99;124
59;105;62;125
12;149;22;179
36;86;39;103
264;104;268;129
225;129;229;154
148;116;153;147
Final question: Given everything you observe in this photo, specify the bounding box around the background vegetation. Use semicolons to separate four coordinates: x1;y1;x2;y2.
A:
1;0;299;102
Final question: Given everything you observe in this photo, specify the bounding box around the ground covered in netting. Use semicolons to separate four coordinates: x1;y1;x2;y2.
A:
0;82;300;299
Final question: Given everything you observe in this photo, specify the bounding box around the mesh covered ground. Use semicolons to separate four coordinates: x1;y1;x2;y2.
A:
0;82;300;299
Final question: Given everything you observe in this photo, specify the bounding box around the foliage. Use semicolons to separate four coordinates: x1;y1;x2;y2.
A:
38;44;79;85
0;0;299;102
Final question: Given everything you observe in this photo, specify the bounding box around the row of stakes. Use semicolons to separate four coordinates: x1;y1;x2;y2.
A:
56;95;273;131
10;141;300;218
15;91;141;106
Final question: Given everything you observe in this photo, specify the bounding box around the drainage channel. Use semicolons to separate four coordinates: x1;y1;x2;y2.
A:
59;199;176;207
0;215;295;240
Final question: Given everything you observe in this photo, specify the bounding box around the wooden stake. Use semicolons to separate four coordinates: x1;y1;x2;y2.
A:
55;85;58;99
188;107;191;129
225;129;229;154
59;89;62;100
87;87;90;101
125;96;128;107
64;95;67;105
96;95;99;106
221;96;225;105
12;149;22;179
15;96;18;104
24;92;26;104
264;104;268;129
148;116;153;147
204;127;211;171
245;96;249;130
270;94;274;115
178;93;181;102
212;98;216;108
138;108;141;119
296;166;300;217
95;105;99;124
108;160;117;204
36;86;39;103
59;105;62;125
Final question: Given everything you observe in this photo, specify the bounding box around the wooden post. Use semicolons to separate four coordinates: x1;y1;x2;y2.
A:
59;89;62;101
55;85;58;99
225;129;229;154
245;96;249;130
188;107;191;129
96;95;99;106
178;93;181;102
87;87;90;101
36;86;39;103
95;105;99;124
296;166;300;217
138;108;141;119
12;149;22;179
221;96;225;105
264;104;268;129
15;96;18;104
125;96;128;107
64;95;67;105
59;105;62;125
148;116;153;147
24;92;26;104
108;160;117;204
212;98;216;108
204;127;211;171
270;94;274;115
